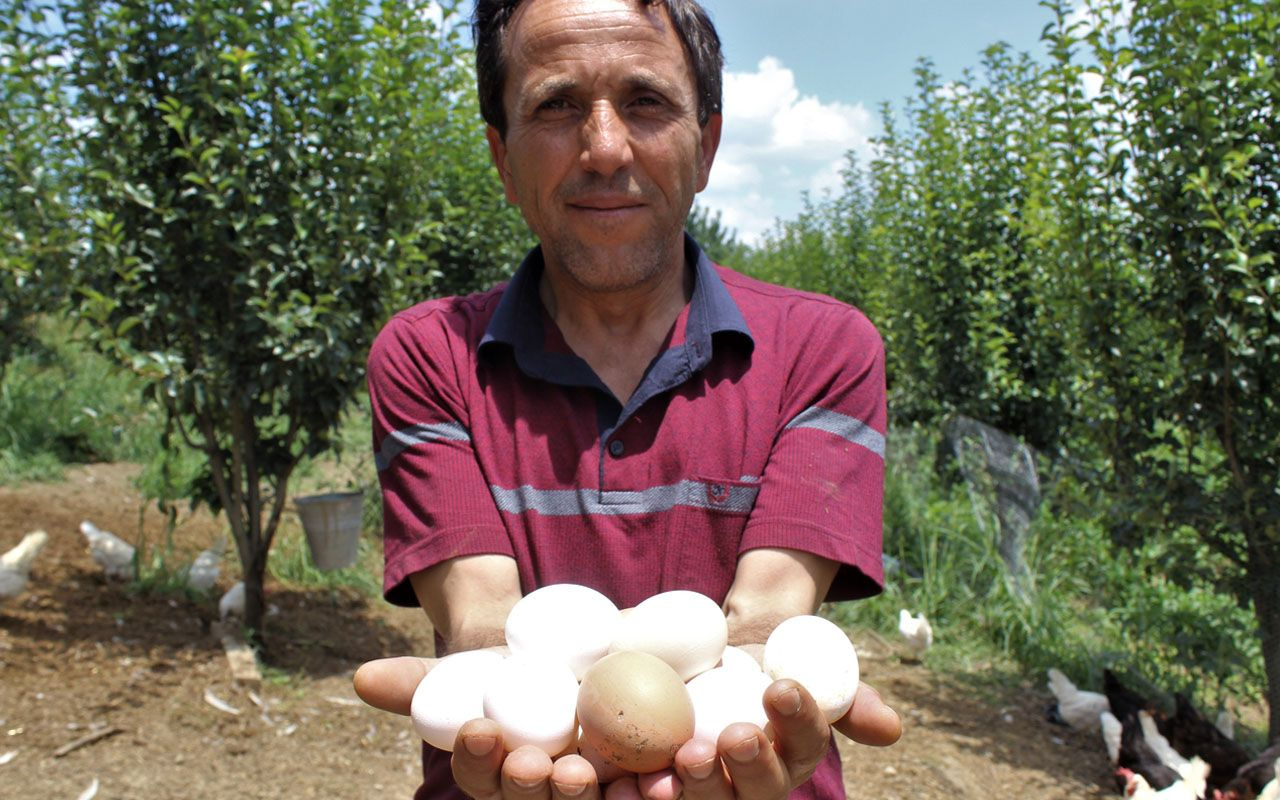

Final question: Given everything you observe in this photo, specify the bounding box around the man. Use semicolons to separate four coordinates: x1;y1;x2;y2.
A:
353;0;901;797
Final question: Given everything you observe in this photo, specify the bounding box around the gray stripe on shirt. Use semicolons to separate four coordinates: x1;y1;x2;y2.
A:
785;407;885;458
375;421;472;471
489;479;760;516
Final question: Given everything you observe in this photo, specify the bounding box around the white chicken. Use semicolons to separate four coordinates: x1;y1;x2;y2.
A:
1101;710;1124;765
1046;667;1111;730
0;530;49;603
897;609;933;659
219;581;246;622
183;537;226;594
79;520;136;581
1258;758;1280;800
1140;709;1190;772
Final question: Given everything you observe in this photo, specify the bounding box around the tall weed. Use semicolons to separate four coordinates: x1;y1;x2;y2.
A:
828;423;1264;717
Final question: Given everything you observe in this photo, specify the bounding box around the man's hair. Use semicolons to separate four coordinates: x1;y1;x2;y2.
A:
472;0;724;138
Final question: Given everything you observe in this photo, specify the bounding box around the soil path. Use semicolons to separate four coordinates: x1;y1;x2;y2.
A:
0;463;1117;798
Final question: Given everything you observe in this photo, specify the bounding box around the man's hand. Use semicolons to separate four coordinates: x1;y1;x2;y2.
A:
353;656;900;800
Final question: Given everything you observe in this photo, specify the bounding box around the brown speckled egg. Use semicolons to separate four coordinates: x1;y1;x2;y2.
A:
576;650;694;773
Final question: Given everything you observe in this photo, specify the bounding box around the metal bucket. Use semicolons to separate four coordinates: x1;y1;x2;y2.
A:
294;491;364;570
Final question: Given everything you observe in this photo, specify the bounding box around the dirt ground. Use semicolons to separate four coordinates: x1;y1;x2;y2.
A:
0;463;1120;799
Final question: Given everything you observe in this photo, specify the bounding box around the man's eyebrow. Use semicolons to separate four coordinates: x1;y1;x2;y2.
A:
523;72;683;105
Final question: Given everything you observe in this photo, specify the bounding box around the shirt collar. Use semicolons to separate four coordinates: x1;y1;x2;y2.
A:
479;234;753;371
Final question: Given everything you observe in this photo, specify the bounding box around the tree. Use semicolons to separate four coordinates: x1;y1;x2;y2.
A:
1123;0;1280;739
0;0;77;380
685;203;748;267
65;0;465;647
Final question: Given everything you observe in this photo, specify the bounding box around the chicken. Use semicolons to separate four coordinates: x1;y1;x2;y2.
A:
1221;745;1280;800
897;609;932;659
1141;709;1191;771
1105;668;1158;725
1102;711;1124;765
182;537;226;594
1046;667;1111;730
0;530;49;603
1258;758;1279;800
1159;693;1251;792
1120;758;1210;800
79;520;136;581
219;581;245;622
1118;711;1181;791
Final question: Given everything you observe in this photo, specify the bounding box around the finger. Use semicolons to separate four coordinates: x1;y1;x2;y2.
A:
673;738;732;800
353;656;435;715
716;723;790;800
832;682;902;747
452;718;506;799
502;745;556;800
762;679;831;786
550;754;601;800
604;776;644;800
636;768;680;800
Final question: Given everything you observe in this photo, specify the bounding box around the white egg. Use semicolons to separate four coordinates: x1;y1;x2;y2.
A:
718;644;763;672
762;615;860;723
482;654;580;755
410;649;506;751
608;589;727;681
685;666;772;745
504;583;621;679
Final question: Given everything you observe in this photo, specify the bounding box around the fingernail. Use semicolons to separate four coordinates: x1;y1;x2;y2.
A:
510;776;541;790
774;687;802;716
552;782;585;797
686;757;715;780
728;736;759;763
463;735;495;756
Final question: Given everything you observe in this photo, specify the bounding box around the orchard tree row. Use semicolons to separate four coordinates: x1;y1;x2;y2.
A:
740;0;1278;739
1;0;531;644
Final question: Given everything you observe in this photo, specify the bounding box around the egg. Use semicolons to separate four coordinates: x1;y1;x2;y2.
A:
482;654;580;755
504;583;621;679
608;589;727;681
718;644;763;672
576;650;695;773
762;615;860;723
685;666;772;745
410;649;506;751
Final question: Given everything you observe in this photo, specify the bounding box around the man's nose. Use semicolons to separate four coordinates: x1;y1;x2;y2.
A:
580;102;633;176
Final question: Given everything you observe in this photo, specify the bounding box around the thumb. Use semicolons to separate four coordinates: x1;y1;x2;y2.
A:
353;655;436;715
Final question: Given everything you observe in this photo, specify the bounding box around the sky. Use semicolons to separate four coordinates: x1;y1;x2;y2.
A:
692;1;1061;244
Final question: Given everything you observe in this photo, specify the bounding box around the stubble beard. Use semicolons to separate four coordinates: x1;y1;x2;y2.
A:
540;220;685;295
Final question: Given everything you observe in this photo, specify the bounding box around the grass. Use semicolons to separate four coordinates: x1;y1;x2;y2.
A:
0;318;165;484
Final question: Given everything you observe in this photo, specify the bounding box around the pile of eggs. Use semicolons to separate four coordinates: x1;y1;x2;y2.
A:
410;583;860;773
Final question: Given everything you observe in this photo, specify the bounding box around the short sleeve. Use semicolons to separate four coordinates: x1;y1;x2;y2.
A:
741;304;886;601
367;309;512;607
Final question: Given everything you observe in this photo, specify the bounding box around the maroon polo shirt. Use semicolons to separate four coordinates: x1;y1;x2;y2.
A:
368;235;887;799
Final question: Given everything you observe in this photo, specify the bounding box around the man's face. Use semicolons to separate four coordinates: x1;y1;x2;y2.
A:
487;0;721;293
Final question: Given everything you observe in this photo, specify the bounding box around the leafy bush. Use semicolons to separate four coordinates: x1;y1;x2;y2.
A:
0;319;164;483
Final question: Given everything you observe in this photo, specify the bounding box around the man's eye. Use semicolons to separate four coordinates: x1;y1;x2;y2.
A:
539;98;572;112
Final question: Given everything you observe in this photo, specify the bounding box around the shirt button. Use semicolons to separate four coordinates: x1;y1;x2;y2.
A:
608;440;625;458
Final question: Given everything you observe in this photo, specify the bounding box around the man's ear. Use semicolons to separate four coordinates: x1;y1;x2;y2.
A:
695;113;723;193
486;125;518;203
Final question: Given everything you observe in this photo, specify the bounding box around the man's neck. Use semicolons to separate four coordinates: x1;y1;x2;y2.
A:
539;258;694;404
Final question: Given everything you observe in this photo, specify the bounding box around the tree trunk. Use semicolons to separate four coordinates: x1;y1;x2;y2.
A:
1250;541;1280;741
242;543;269;652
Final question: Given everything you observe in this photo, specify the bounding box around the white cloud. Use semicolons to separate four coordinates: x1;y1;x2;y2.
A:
698;57;879;247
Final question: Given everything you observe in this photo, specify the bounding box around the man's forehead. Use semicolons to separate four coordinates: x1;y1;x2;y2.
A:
506;0;673;52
